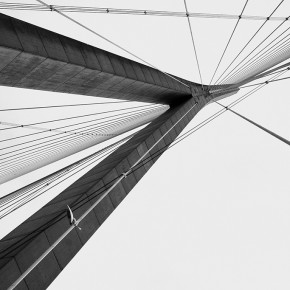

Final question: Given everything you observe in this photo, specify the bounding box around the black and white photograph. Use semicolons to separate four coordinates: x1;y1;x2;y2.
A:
0;0;289;289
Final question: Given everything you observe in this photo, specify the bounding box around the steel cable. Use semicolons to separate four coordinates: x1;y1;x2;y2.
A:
0;103;161;131
209;0;249;84
218;15;290;84
221;27;290;84
213;0;285;85
183;0;204;88
0;105;164;154
0;107;165;177
0;2;288;21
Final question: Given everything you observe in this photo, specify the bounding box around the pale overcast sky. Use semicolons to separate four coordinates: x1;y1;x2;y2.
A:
0;0;290;289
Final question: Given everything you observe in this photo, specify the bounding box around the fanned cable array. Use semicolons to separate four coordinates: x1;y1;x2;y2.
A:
211;0;290;87
0;133;135;220
0;103;168;184
213;0;285;85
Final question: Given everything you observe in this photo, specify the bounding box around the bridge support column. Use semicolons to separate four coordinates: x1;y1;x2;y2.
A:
0;95;209;289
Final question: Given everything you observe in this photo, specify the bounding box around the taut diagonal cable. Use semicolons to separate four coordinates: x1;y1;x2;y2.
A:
213;0;284;85
35;0;190;89
2;2;290;21
221;26;290;84
209;0;249;85
183;0;204;88
219;14;290;85
215;101;290;146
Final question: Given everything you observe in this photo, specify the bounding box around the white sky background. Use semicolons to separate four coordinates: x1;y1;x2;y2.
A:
0;0;290;289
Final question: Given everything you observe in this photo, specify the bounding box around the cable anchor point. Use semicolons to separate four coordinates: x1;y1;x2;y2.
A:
67;205;81;230
122;172;128;178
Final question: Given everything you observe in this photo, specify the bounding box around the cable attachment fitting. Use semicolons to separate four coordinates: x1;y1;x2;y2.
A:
265;81;269;84
49;5;55;12
67;205;81;230
122;172;128;178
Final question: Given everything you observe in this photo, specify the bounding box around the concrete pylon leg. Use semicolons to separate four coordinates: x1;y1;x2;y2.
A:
0;96;209;289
